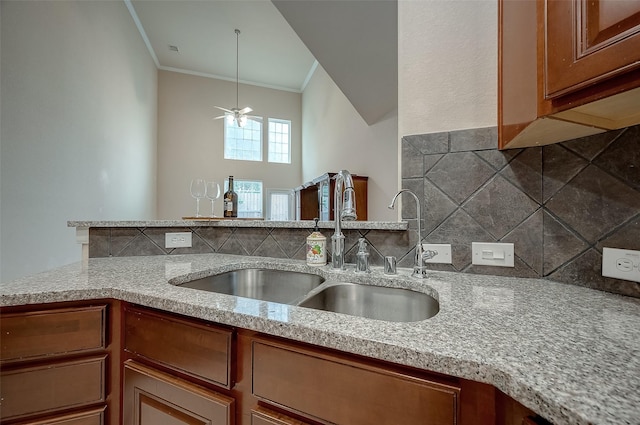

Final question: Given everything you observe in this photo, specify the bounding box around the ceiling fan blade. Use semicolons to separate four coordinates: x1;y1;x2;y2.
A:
214;115;226;120
238;106;253;115
214;106;234;113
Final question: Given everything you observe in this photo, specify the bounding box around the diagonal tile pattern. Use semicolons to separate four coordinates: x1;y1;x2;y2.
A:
87;125;640;298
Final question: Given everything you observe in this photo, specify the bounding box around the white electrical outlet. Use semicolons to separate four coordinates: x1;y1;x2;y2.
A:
471;242;515;267
602;247;640;283
422;243;452;264
165;232;192;249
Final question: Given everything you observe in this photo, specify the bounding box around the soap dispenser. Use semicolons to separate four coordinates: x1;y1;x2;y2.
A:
355;238;370;273
306;218;327;266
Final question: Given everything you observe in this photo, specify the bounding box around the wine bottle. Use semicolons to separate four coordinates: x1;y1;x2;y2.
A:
223;176;238;218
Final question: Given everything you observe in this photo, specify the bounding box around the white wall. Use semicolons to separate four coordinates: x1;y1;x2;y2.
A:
0;1;157;282
157;70;302;219
302;65;398;221
398;0;497;138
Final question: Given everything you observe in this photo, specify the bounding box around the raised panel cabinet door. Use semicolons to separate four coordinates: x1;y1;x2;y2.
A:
545;0;640;97
14;406;106;425
123;360;234;425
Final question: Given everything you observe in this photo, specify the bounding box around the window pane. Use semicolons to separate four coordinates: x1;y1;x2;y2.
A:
224;119;262;161
225;179;263;218
268;118;291;164
269;191;292;221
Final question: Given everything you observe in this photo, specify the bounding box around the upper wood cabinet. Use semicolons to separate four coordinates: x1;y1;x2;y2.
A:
499;0;640;149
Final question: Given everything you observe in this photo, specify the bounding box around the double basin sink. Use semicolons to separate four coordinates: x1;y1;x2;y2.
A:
179;268;439;322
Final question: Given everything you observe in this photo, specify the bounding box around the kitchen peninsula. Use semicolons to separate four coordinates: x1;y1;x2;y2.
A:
1;250;639;425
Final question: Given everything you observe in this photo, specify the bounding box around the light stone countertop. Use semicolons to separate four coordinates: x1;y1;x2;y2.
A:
1;253;639;425
67;219;408;230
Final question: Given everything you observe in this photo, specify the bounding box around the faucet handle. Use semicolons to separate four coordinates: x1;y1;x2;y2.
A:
422;250;438;261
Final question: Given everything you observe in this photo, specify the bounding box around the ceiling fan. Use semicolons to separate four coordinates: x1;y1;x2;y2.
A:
215;29;261;128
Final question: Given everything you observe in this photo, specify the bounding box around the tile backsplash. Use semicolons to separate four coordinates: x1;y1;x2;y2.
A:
88;125;640;298
402;125;640;298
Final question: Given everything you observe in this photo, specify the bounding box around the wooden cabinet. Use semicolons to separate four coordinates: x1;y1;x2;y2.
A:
251;407;311;425
252;339;460;425
0;303;115;425
122;306;236;425
499;0;640;149
294;172;368;221
123;361;234;425
123;305;234;388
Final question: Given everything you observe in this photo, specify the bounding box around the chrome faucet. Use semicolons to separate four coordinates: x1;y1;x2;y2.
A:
332;170;357;269
388;189;433;278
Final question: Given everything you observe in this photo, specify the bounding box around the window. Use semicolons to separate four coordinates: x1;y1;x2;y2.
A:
266;189;294;221
225;179;263;218
224;118;262;161
267;119;291;164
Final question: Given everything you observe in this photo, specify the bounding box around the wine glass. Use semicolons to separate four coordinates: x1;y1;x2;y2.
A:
205;181;221;217
190;179;206;217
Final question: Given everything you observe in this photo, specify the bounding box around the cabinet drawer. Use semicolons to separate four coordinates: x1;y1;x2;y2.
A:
252;407;312;425
0;305;107;363
17;406;106;425
0;355;106;421
123;360;234;425
253;341;460;425
124;306;233;388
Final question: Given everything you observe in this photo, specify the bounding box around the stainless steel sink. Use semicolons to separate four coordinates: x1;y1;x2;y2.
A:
178;268;325;304
298;282;439;322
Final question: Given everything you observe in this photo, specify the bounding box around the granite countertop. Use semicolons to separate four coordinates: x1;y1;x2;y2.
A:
1;253;639;425
67;219;408;230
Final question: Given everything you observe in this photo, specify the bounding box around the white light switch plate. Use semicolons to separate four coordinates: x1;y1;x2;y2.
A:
422;243;452;264
165;232;192;248
602;247;640;283
472;242;514;267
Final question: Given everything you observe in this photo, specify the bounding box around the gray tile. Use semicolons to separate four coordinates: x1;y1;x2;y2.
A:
427;152;495;204
548;249;640;298
402;132;449;155
500;147;542;203
598;215;640;251
271;228;309;258
593;125;640;191
111;228;140;256
400;178;424;220
234;228;270;255
195;227;233;251
542;144;588;202
545;165;640;243
561;129;624;160
424;154;444;174
462;175;539;239
543;211;589;275
476;148;522;171
117;233;165;257
450;126;497;152
402;140;425;178
217;235;249;256
503;209;543;275
365;229;414;260
426;210;495;270
89;228;110;258
424;180;458;235
253;235;288;259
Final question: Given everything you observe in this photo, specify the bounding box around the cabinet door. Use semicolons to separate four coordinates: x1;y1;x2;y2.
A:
123;361;234;425
546;0;640;97
251;407;311;425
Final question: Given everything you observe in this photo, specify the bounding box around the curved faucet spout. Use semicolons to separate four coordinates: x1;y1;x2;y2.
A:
388;189;426;278
332;170;357;269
